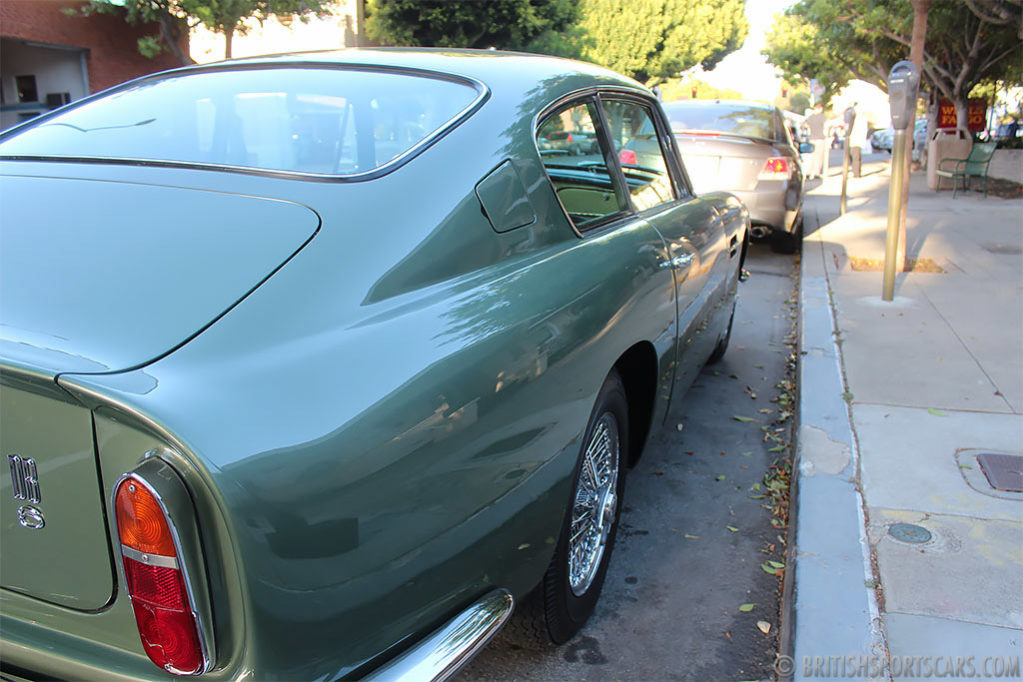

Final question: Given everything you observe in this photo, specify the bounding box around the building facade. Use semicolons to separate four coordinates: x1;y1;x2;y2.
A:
1;0;187;130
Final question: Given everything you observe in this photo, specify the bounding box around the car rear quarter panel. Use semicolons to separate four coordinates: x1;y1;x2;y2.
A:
21;70;691;680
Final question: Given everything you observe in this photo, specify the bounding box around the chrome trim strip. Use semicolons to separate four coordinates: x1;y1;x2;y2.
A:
364;589;514;682
120;544;179;570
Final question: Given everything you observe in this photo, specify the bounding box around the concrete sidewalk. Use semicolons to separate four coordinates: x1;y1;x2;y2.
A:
789;156;1023;681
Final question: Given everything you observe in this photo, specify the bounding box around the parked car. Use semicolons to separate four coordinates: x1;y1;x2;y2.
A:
0;50;749;681
538;128;600;155
660;100;806;253
870;127;894;153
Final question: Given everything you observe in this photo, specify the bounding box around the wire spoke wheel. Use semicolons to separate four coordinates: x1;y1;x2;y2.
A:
568;412;620;597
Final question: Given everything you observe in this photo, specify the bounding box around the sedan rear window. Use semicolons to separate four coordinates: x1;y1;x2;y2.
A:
664;103;780;142
0;67;481;177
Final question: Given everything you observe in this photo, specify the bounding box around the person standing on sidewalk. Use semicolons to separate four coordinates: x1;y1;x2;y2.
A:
806;102;828;178
846;102;868;177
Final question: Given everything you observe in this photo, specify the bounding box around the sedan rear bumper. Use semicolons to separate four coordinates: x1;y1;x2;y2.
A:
728;183;800;235
364;589;514;682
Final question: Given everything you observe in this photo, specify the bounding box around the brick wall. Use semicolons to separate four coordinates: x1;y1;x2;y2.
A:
0;0;188;93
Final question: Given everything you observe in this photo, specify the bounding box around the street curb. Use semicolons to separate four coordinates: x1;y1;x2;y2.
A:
785;200;888;681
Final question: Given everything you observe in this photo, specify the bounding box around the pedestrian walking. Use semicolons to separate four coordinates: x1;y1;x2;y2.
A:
806;102;828;178
845;102;868;177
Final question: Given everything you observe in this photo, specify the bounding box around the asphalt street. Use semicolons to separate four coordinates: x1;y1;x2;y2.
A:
460;241;799;681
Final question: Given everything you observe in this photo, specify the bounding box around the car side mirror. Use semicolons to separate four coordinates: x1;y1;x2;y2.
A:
799;142;815;154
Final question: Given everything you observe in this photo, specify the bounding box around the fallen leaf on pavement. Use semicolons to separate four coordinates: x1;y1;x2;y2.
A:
757;621;771;634
739;603;755;612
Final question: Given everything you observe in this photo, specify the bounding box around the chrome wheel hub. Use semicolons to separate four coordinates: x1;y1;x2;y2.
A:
569;412;620;597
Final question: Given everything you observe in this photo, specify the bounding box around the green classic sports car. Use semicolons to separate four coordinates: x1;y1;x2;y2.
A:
0;50;748;680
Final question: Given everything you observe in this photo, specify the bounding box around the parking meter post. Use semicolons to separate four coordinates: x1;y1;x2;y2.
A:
883;60;921;301
840;138;851;214
883;129;908;301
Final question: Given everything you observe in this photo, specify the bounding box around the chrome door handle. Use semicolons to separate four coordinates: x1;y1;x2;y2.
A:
661;253;695;270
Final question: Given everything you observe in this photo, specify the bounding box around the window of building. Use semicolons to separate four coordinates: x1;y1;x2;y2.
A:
16;75;38;103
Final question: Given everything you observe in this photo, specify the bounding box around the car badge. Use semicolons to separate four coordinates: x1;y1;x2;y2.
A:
8;455;44;529
8;454;41;503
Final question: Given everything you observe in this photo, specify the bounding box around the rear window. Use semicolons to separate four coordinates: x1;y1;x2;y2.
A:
663;103;781;141
0;67;482;177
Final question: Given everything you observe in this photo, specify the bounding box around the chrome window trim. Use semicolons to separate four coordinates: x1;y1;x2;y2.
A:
533;89;637;238
0;63;490;183
111;463;214;675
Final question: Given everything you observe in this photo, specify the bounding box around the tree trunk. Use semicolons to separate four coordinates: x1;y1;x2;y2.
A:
159;16;192;66
954;97;970;137
225;26;234;59
896;0;930;274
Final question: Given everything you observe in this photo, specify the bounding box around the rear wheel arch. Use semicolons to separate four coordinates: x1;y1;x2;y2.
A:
613;342;658;468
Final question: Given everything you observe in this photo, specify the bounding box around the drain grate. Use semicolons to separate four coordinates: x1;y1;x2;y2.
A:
977;453;1023;492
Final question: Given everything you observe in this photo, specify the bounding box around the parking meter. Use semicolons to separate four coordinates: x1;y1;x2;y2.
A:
882;60;921;301
888;61;920;130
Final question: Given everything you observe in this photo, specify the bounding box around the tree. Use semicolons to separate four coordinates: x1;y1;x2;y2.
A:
576;0;748;86
364;0;582;56
763;0;1022;134
78;0;334;62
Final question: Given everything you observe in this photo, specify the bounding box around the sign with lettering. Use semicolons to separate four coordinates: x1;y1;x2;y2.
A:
937;98;987;131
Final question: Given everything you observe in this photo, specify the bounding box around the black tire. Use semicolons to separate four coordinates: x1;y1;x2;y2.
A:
771;214;804;254
707;298;736;364
502;370;628;647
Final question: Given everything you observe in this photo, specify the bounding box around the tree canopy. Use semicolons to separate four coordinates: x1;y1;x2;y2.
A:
366;0;749;87
763;0;1022;131
577;0;748;86
364;0;581;56
79;0;334;62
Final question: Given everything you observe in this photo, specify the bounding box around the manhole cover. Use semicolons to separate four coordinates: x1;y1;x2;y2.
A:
888;523;932;544
977;453;1023;492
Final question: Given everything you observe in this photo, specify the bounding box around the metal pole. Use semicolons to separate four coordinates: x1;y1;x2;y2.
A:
882;129;909;301
840;137;851;214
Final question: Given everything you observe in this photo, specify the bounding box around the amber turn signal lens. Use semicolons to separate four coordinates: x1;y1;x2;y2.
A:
116;476;178;557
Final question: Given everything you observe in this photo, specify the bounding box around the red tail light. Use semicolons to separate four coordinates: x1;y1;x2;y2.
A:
759;157;790;180
116;476;206;675
619;149;637;165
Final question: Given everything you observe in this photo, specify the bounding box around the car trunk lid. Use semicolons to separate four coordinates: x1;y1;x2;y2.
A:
0;173;320;377
676;133;780;195
1;372;115;610
0;171;319;610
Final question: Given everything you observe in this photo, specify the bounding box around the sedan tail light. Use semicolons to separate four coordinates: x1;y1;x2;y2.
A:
758;157;790;181
115;475;206;675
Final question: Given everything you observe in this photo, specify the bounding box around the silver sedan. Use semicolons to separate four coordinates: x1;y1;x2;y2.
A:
662;100;807;253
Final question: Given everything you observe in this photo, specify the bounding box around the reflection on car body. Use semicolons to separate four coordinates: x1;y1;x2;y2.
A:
0;50;748;681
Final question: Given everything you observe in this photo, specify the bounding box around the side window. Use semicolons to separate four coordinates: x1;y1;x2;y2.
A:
536;100;627;230
600;100;677;211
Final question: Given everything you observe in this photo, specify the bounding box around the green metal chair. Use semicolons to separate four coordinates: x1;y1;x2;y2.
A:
935;142;997;198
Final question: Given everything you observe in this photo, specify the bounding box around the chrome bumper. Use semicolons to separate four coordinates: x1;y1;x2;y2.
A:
364;589;514;682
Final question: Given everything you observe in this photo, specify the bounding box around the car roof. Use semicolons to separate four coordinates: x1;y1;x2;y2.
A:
160;48;647;98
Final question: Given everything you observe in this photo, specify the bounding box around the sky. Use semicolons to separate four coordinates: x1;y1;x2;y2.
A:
696;0;794;102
